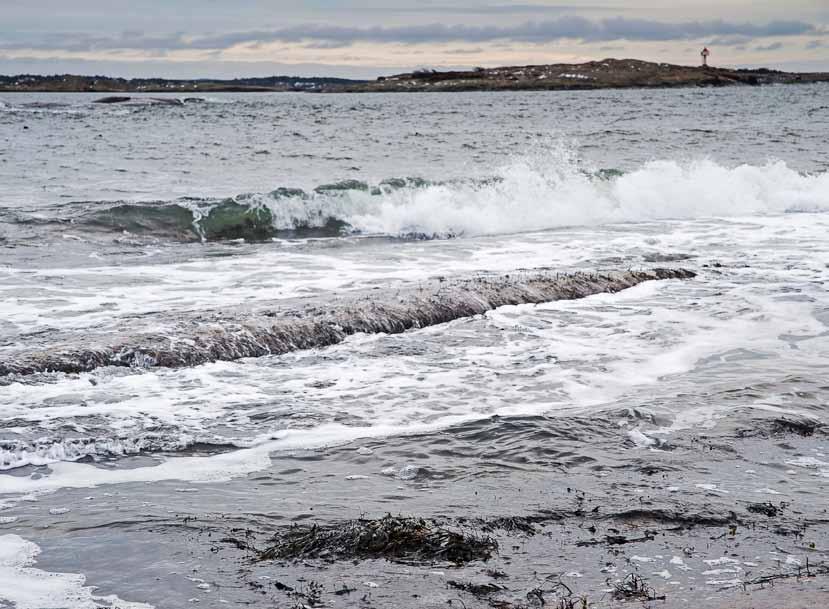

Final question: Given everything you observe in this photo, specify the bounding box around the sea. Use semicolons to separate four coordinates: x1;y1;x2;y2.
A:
1;85;828;608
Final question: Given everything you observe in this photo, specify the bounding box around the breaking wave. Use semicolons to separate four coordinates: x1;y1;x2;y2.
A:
324;156;827;237
21;151;829;242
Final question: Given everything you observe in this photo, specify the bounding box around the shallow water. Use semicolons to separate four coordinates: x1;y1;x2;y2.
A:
1;85;828;608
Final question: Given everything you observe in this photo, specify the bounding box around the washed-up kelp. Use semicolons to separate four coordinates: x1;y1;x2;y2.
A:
257;515;498;565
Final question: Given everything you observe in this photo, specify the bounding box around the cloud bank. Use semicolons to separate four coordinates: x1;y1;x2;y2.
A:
2;17;822;53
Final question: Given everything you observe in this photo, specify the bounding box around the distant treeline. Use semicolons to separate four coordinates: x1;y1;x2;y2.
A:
0;73;367;92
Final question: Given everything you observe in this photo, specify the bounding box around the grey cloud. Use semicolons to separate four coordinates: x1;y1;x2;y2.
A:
753;41;783;51
705;35;752;46
151;18;823;47
806;39;827;49
0;54;395;79
302;40;353;50
444;47;487;55
1;17;820;52
353;4;622;15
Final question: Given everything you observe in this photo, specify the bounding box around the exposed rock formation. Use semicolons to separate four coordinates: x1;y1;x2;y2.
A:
0;268;695;376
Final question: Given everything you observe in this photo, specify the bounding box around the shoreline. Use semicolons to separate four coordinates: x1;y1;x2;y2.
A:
4;408;827;608
3;59;828;94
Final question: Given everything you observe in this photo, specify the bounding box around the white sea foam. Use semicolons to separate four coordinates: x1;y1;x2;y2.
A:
627;428;658;448
630;555;655;562
0;436;187;471
705;577;742;588
0;534;153;609
2;215;827;496
1;202;827;500
786;456;829;468
4;201;827;339
252;154;829;238
704;557;741;566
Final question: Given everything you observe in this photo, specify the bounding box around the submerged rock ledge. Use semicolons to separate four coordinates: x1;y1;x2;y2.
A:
0;268;695;376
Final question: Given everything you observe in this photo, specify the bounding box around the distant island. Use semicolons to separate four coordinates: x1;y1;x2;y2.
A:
2;59;828;94
345;58;829;92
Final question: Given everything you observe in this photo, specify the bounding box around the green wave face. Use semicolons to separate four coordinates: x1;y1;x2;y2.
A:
85;203;198;239
79;199;352;242
30;176;438;243
195;201;276;241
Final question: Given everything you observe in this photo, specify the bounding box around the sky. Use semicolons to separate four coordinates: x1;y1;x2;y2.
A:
1;0;827;78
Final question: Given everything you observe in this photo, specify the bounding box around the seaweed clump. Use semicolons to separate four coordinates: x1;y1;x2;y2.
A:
746;502;784;517
258;515;497;565
612;574;665;602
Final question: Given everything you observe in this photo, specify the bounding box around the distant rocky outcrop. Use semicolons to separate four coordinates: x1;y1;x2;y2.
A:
93;96;184;105
336;58;829;92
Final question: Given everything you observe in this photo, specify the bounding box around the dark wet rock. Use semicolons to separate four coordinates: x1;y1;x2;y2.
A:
93;96;132;104
610;507;738;527
772;416;821;437
0;268;696;376
313;179;369;193
642;252;695;262
747;502;785;517
736;414;824;438
92;96;184;106
447;579;505;596
576;531;656;546
378;177;430;190
256;515;498;564
268;187;308;199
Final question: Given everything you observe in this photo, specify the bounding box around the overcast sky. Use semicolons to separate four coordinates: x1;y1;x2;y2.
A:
2;0;827;78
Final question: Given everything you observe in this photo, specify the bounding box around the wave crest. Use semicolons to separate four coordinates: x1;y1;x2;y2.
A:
340;156;828;237
21;151;829;242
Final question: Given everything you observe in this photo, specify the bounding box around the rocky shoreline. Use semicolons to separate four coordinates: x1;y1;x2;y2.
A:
7;408;828;609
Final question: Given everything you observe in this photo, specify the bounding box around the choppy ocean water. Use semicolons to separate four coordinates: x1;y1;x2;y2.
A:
1;86;828;608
